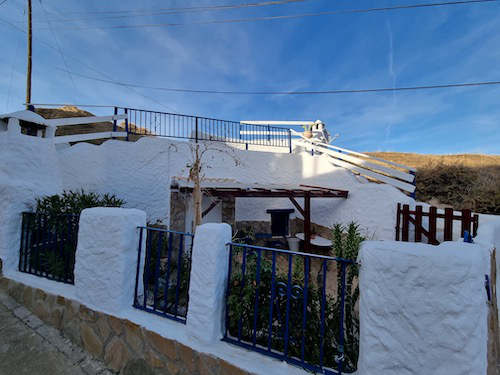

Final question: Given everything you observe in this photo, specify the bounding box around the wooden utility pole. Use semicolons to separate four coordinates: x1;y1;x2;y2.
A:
26;0;32;109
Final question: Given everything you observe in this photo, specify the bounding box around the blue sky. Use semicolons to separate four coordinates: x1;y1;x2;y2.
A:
1;0;499;153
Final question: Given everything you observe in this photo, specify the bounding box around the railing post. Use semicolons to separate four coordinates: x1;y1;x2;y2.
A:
195;117;199;143
410;170;416;199
124;108;129;141
288;129;292;153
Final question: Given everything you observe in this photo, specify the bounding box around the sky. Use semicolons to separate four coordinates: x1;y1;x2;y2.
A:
1;0;499;154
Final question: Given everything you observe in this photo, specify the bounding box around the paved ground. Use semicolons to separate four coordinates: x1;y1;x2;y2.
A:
0;290;112;375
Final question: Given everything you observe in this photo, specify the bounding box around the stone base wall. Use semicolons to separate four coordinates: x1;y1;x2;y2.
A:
0;277;252;375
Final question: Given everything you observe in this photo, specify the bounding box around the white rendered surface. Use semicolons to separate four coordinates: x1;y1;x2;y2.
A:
74;207;146;313
357;240;489;375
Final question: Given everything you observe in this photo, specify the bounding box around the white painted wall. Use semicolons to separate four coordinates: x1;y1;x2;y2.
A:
0;132;62;274
56;136;414;240
74;207;147;313
357;240;490;375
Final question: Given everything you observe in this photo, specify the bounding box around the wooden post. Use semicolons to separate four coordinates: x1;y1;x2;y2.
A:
473;214;479;237
429;206;437;244
303;192;311;251
25;0;32;108
461;209;472;238
414;205;423;243
444;208;453;242
395;203;401;241
401;204;410;242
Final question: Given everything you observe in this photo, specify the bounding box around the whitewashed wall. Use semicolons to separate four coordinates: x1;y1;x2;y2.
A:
357;240;490;375
56;137;414;240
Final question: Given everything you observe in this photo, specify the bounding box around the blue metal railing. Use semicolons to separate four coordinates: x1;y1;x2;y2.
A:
133;226;194;324
116;107;293;150
223;242;359;374
19;212;79;284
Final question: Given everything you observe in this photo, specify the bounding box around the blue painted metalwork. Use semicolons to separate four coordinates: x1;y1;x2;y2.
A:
410;170;416;199
463;230;473;243
117;107;293;149
485;275;491;302
223;242;357;375
133;226;193;324
19;212;79;284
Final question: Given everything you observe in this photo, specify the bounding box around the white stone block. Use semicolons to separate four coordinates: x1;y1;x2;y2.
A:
74;207;146;313
187;223;232;343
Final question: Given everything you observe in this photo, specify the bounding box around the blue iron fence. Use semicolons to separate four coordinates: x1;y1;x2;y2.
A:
19;212;79;284
116;107;292;151
133;226;194;324
223;243;359;374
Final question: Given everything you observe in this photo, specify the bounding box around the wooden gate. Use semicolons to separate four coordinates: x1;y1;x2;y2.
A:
395;203;479;245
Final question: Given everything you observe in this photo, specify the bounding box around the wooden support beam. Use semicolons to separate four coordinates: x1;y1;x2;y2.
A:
289;197;305;217
202;199;221;218
303;192;311;251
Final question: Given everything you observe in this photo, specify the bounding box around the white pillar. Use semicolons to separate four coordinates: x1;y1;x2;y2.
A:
7;118;21;136
186;223;232;343
74;207;146;314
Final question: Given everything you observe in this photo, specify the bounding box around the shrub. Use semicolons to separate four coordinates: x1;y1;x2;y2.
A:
35;190;125;216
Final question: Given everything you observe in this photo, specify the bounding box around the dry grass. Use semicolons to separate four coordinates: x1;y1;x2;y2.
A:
369;152;500;214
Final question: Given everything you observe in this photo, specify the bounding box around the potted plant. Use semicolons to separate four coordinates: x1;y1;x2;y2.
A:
302;124;313;138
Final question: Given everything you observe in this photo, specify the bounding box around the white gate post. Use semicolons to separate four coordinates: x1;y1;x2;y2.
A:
186;223;232;343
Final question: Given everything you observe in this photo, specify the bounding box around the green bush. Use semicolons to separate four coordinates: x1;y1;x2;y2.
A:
226;223;363;373
35;190;125;216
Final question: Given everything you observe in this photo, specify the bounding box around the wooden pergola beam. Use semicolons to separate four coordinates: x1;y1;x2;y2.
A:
202;199;221;218
289;197;305;217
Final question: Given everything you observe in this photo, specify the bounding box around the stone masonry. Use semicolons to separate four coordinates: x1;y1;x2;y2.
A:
0;277;253;375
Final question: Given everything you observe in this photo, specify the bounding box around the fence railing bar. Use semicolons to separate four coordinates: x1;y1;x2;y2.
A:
225;242;355;263
283;254;293;358
252;249;262;347
173;234;185;317
337;262;347;375
133;228;144;306
137;226;194;236
152;232;164;311
300;256;310;364
142;232;154;309
163;232;174;314
224;244;234;339
237;247;248;342
319;259;327;367
267;251;277;352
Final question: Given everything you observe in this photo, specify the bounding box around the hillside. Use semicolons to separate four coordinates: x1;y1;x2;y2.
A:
369;152;500;214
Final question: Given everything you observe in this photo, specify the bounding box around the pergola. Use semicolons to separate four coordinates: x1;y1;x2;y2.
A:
178;183;349;251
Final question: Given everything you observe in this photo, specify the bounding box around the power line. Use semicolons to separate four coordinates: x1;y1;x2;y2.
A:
0;17;176;111
38;0;79;99
42;0;500;30
55;67;500;95
36;0;308;23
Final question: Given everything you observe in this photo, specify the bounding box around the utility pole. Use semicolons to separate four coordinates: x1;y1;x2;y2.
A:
26;0;32;109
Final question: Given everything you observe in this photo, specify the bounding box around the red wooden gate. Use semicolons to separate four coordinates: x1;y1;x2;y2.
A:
395;203;479;245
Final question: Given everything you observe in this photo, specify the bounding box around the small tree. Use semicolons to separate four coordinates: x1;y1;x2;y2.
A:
185;142;240;228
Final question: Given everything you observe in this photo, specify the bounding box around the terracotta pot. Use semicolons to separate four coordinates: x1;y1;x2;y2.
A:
303;130;313;138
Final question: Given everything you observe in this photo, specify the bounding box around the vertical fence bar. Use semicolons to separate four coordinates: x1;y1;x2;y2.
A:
162;232;173;314
461;209;472;238
237;247;248;342
283;254;293;357
267;251;277;352
319;259;327;367
224;244;234;338
124;108;129;141
142;230;153;308
473;214;479;237
401;204;410;242
300;256;310;363
113;106;117;139
173;234;185;317
152;232;163;310
444;208;453;241
195;117;199;143
133;228;144;306
395;203;401;241
414;205;423;242
252;249;262;347
288;129;292;153
429;206;437;244
337;262;347;375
